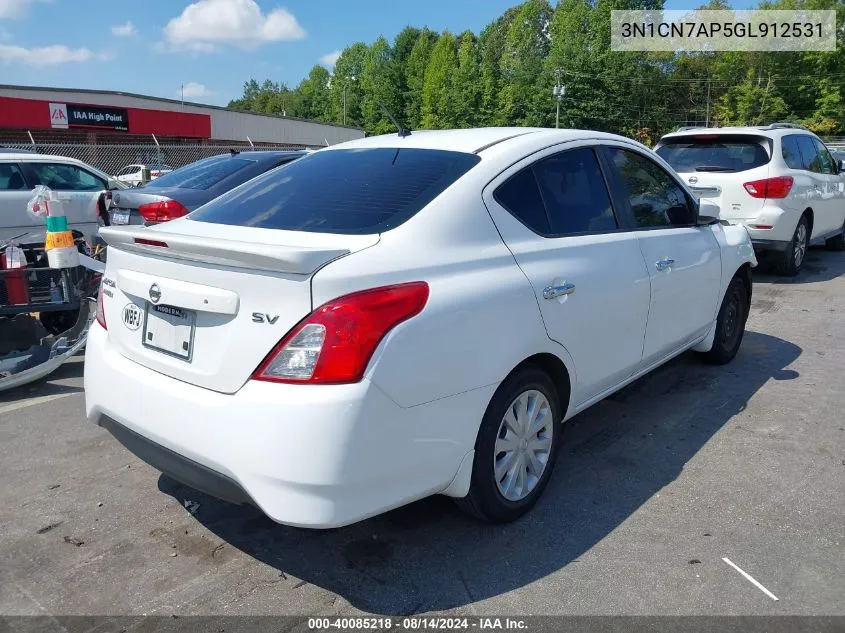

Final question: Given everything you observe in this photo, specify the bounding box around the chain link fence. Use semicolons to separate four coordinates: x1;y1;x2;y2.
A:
1;140;317;178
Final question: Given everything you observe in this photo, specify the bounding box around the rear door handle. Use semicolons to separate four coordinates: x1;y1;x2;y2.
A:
655;257;675;272
543;282;576;300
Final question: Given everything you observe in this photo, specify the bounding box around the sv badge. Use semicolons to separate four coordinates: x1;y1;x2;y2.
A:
252;313;280;324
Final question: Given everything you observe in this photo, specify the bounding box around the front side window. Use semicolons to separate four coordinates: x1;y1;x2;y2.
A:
0;163;27;191
607;148;695;228
28;163;105;191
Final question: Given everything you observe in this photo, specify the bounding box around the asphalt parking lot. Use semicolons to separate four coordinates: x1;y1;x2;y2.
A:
1;248;843;618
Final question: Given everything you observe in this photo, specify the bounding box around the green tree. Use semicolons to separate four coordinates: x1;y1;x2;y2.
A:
498;0;552;126
331;42;369;126
714;69;790;126
449;31;482;127
477;8;518;126
404;28;436;128
422;32;458;128
361;36;403;134
297;65;332;122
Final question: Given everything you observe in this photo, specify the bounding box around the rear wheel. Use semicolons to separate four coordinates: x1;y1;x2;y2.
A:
456;366;561;523
825;219;845;251
776;216;809;276
699;275;749;366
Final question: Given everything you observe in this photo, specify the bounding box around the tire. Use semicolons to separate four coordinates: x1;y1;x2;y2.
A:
825;220;845;251
455;366;562;523
775;215;810;276
699;275;749;366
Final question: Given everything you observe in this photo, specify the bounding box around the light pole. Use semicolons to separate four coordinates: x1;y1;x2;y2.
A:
553;69;566;129
342;75;357;126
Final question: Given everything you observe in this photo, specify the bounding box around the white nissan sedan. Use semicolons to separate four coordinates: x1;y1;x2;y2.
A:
85;128;757;529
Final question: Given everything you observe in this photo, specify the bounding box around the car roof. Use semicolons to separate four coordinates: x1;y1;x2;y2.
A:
659;125;820;142
322;127;637;155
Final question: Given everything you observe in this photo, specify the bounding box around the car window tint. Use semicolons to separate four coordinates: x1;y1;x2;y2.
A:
655;135;770;173
608;148;694;228
28;163;104;191
0;163;27;191
533;147;617;234
796;136;822;173
812;139;835;175
494;168;550;235
191;148;481;235
146;156;254;190
782;135;804;169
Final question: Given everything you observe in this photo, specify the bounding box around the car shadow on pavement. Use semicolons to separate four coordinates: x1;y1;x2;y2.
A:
158;330;801;615
754;246;845;284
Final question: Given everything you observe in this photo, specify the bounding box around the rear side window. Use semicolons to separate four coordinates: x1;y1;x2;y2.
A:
494;169;550;234
812;139;836;175
0;163;26;190
191;148;481;234
796;136;822;173
656;135;771;173
782;135;804;169
146;156;254;190
534;148;617;234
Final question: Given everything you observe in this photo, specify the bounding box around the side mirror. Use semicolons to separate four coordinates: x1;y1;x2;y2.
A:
106;178;121;191
697;200;721;226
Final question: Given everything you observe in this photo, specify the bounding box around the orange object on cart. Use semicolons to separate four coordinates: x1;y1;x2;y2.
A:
1;252;30;305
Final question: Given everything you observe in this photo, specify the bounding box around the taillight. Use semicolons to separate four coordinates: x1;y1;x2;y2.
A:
743;176;793;199
253;282;430;385
138;200;190;222
95;281;107;330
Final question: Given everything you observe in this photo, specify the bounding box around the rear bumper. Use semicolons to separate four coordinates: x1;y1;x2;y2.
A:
84;324;487;528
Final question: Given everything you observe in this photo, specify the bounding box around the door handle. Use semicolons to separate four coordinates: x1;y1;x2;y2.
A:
655;257;675;272
543;282;576;300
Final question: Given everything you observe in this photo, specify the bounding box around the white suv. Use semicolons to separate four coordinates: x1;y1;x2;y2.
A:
655;124;845;276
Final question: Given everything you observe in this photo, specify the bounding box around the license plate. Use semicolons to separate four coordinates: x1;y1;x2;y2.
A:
111;210;130;225
142;303;196;361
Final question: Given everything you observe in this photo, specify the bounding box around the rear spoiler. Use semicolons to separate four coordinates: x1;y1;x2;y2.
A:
99;226;350;275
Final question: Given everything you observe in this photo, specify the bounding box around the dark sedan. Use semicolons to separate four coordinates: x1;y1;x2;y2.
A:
108;150;308;226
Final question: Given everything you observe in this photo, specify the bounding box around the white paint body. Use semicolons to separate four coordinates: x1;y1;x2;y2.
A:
84;128;757;528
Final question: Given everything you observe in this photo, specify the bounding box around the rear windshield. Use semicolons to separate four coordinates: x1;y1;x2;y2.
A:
144;156;253;190
190;148;481;234
656;135;771;173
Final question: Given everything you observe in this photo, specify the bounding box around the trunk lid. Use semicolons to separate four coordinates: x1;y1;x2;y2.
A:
98;220;379;393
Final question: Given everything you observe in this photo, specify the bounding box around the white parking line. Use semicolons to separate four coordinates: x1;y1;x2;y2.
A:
0;392;77;416
723;557;779;601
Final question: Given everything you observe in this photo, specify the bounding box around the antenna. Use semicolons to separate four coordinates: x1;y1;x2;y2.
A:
377;100;411;137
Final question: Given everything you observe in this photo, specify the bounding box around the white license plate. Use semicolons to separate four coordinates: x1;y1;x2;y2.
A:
142;303;196;361
111;210;130;225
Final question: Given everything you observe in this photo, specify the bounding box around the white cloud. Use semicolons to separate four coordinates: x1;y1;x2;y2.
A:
162;0;305;53
0;43;107;66
320;50;340;67
111;21;137;37
0;0;44;19
179;82;212;98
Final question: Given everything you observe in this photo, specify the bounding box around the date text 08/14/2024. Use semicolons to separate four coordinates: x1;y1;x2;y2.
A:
307;617;528;631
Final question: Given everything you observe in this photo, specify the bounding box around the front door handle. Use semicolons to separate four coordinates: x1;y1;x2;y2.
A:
655;257;675;272
543;282;576;300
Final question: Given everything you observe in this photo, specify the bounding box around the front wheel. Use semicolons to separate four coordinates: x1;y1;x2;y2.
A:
699;275;749;366
455;366;562;523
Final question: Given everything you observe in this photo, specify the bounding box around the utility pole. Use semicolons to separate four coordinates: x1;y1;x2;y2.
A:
342;75;357;126
553;69;566;129
705;78;711;127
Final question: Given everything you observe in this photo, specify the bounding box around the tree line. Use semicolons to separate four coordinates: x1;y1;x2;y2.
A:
228;0;845;144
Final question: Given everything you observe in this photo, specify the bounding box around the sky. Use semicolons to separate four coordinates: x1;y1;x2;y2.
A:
0;0;757;107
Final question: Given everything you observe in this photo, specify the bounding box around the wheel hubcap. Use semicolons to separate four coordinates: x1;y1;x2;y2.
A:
794;223;807;267
494;390;553;502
